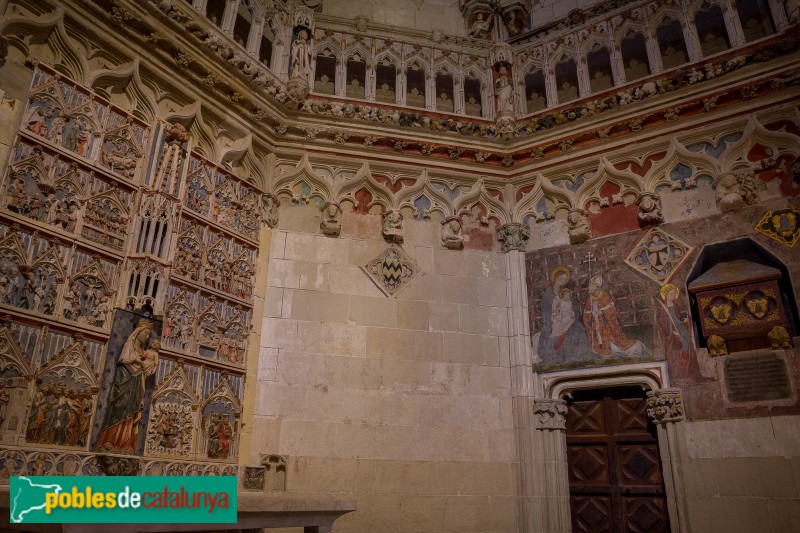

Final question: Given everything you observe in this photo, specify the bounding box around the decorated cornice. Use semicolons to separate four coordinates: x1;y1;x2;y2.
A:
5;0;798;177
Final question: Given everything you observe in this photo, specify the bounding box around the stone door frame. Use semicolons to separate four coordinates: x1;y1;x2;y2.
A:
530;361;689;533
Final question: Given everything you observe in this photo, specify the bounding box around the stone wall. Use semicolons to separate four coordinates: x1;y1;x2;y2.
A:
254;205;518;532
681;415;800;533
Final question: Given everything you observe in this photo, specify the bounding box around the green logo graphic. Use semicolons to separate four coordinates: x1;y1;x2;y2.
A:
10;476;237;524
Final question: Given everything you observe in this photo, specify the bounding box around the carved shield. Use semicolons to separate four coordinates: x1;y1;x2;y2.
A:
710;303;732;325
746;297;768;319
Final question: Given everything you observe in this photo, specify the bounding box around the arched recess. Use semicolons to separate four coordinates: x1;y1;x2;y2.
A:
693;1;731;57
374;53;400;104
453;178;509;226
271;154;334;207
312;44;339;95
0;7;89;83
433;62;457;113
395;170;454;221
334;162;395;215
344;44;370;99
462;66;486;117
404;58;428;109
618;29;651;81
144;363;198;458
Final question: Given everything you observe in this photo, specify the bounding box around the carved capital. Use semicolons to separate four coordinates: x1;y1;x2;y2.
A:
497;222;530;253
533;398;568;430
646;388;685;425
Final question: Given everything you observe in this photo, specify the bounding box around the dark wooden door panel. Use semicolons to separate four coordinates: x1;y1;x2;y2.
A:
571;495;614;533
566;387;670;533
613;398;651;435
618;444;664;486
568;444;610;485
621;497;670;533
567;399;606;435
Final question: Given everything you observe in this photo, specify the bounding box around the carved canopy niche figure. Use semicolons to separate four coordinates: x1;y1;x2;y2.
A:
96;319;157;454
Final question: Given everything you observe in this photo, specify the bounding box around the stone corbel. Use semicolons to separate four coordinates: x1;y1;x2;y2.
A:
497;222;529;253
532;398;568;430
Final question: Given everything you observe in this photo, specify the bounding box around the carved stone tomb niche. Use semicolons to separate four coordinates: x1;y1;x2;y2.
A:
688;259;789;353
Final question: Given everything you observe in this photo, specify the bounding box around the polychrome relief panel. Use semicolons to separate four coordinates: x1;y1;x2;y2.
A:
624;228;694;286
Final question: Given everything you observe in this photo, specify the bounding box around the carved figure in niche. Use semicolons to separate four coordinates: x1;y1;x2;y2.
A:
567;208;591;244
583;274;650;357
63;118;93;157
637;192;664;228
49;110;66;145
494;65;514;116
468;11;493;39
205;408;236;460
658;284;697;379
503;10;525;36
186;180;209;214
96;320;157;454
318;202;342;236
91;296;111;328
441;217;464;249
26;384;93;447
101;138;138;178
25;103;51;137
382;210;404;244
291;29;312;79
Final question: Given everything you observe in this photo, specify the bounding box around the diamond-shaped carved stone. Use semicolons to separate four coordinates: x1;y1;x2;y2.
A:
624;227;694;285
361;244;422;297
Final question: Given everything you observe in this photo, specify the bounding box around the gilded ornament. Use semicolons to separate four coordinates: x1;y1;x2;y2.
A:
710;302;732;325
767;326;792;349
755;206;800;248
707;334;728;356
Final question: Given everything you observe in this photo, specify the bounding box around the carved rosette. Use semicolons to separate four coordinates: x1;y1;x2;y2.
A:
497;222;530;253
533;399;568;430
646;388;685;425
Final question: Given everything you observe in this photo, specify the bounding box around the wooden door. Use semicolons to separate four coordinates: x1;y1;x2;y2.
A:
566;387;670;533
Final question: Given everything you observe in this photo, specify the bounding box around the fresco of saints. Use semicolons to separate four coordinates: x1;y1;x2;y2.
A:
658;284;698;380
582;274;649;357
537;266;591;363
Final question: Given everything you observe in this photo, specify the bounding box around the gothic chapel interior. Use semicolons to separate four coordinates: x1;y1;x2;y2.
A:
0;0;799;530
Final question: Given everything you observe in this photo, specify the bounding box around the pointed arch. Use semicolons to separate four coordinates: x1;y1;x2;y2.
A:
575;158;645;208
396;170;454;220
335;162;395;213
646;139;721;192
721;117;800;173
0;7;89;83
271;154;334;206
453;178;509;225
